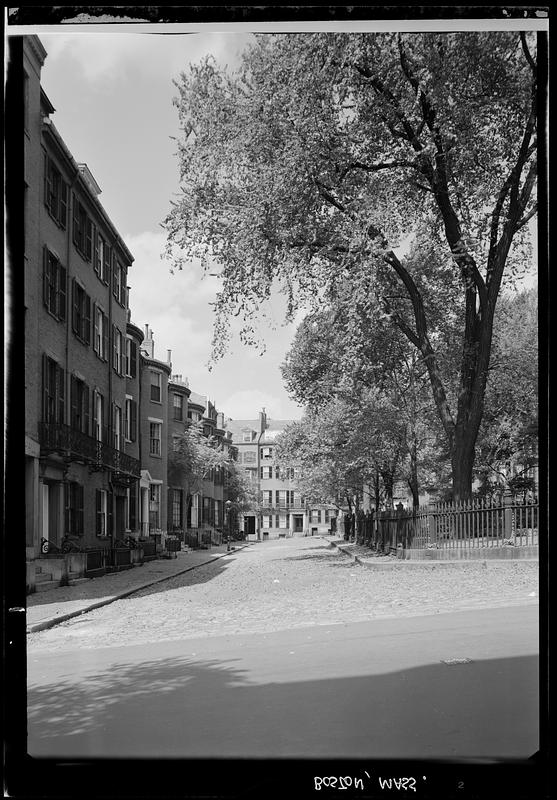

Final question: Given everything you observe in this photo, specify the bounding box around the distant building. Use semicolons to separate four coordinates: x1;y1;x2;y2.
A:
226;410;338;540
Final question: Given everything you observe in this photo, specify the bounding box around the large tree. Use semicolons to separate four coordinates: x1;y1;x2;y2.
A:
165;32;539;499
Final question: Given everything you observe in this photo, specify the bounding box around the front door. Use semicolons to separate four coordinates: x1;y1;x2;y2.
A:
293;514;304;533
243;515;255;537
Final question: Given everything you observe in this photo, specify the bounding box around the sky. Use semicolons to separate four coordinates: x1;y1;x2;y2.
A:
29;26;539;423
37;31;306;422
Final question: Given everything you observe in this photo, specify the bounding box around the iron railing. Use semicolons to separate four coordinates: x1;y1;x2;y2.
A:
346;497;539;553
39;422;140;478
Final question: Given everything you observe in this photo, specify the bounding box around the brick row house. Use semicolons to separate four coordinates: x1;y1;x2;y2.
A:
23;36;234;592
225;411;338;540
24;37;141;582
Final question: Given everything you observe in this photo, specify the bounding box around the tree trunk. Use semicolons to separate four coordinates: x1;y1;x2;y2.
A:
451;437;477;502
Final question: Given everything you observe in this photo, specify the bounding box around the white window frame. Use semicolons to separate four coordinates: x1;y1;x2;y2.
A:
149;421;162;456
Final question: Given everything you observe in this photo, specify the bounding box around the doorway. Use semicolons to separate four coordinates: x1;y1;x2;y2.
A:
243;515;255;538
293;514;304;534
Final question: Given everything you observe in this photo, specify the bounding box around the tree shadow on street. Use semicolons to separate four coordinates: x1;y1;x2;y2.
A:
27;651;538;761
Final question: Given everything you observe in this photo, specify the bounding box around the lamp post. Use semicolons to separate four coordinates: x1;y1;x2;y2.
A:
225;499;232;551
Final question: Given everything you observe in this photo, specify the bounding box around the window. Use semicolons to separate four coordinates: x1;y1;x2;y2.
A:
44;154;68;227
173;393;183;420
72;193;93;260
70;376;89;434
93;305;108;360
189;494;199;528
112;325;123;374
42;355;65;424
202;496;212;525
243;450;256;464
261;466;273;480
149;484;161;531
112;257;127;306
64;481;84;536
96;489;108;536
276;490;287;507
42;249;66;321
93;391;105;443
310;510;322;523
262;490;273;506
261;514;273;529
112;404;122;450
94;233;111;284
149;422;161;456
171;488;183;528
260;447;273;459
128;338;137;378
71;280;91;344
278;513;289;529
150;371;161;402
242;430;253;443
214;499;221;527
124;398;137;442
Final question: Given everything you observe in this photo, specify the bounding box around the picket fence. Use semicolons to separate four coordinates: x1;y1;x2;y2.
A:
345;496;539;553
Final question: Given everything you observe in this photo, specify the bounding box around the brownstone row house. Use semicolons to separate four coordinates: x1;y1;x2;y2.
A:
23;36;234;592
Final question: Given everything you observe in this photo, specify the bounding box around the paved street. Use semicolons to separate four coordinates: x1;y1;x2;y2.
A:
27;537;539;759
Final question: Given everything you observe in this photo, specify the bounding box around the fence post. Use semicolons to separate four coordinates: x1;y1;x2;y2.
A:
503;489;514;541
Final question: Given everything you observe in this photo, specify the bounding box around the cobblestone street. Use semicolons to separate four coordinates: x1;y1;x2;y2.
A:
27;536;538;653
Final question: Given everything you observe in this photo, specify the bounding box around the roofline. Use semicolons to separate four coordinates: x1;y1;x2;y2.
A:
42;118;134;265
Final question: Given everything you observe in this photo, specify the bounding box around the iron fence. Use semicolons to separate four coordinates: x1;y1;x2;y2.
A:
346;496;539;554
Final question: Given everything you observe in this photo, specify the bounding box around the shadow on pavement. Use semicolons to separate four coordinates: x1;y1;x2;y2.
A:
27;651;538;760
26;551;239;608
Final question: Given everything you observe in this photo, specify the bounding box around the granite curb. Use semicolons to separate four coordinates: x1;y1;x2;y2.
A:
329;541;539;569
26;545;249;634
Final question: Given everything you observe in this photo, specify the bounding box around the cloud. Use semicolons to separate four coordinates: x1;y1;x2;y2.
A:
221;389;301;421
40;32;252;87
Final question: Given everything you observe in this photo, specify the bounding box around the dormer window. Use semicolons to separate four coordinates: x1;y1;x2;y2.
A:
242;430;253;443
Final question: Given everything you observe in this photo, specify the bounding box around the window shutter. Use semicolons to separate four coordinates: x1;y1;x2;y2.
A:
42;247;49;308
72;192;78;245
120;333;125;375
60;180;68;228
94;230;100;274
84;385;90;435
111;324;116;370
57;364;65;424
112;253;118;296
102;312;108;361
70;375;77;429
107;491;113;537
77;485;84;535
58;265;67;321
120;266;126;305
130;400;137;442
42;353;49;422
43;153;50;208
86;218;93;261
84;294;91;344
71;279;78;334
96;490;102;536
103;244;111;283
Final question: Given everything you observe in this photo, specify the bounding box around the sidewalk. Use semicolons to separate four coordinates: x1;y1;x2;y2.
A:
328;538;539;568
26;544;249;633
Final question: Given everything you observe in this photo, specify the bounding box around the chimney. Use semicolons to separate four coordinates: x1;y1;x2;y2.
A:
259;407;267;433
143;324;154;359
167;349;172;368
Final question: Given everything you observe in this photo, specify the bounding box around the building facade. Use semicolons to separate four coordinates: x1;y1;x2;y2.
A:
226;411;338;540
24;36;140;573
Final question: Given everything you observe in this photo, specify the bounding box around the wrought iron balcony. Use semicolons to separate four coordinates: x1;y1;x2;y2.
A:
39;422;140;479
